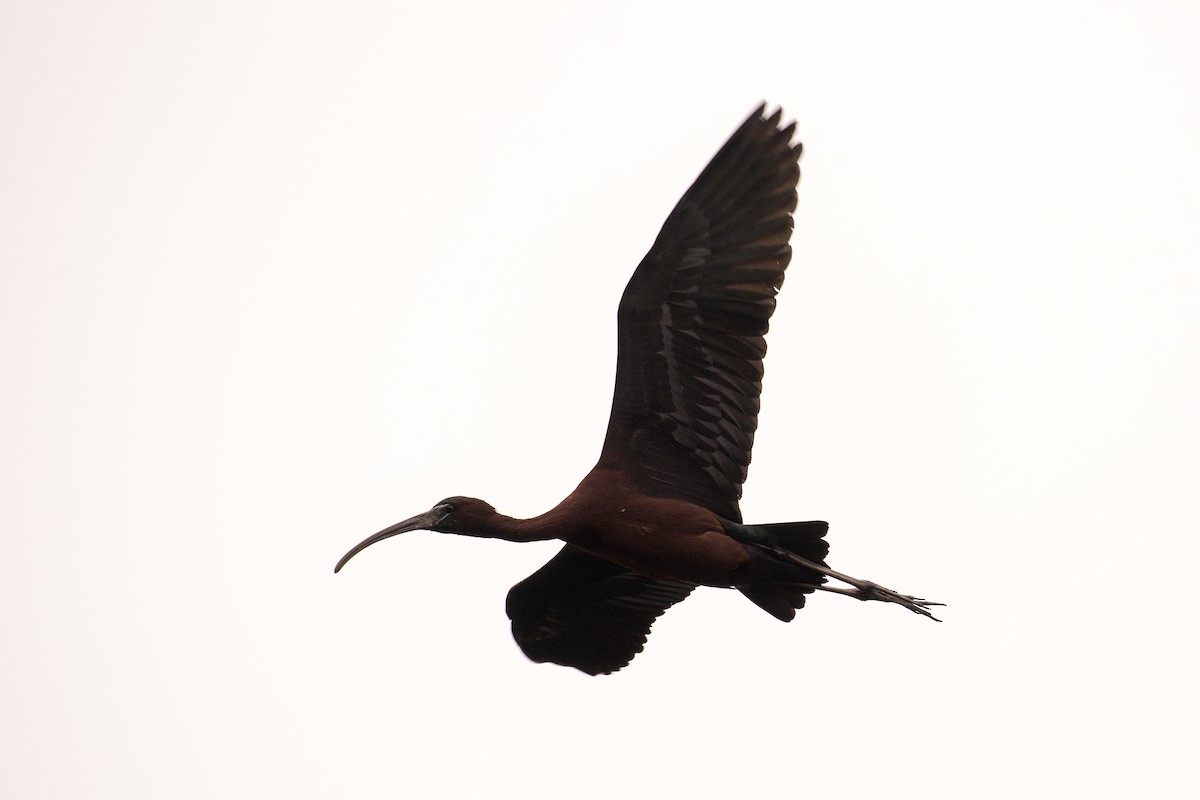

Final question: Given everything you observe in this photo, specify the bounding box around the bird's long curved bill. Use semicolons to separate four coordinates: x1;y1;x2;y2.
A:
334;509;441;573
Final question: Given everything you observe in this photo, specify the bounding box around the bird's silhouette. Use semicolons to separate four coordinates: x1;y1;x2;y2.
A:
336;104;940;674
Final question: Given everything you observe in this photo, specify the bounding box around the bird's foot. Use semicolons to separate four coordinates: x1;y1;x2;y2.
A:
846;581;944;621
765;545;944;621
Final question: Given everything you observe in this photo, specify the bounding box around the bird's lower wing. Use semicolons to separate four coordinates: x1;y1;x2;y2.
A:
506;545;695;675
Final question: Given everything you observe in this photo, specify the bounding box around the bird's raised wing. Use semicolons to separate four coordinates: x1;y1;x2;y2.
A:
599;105;802;523
506;545;695;675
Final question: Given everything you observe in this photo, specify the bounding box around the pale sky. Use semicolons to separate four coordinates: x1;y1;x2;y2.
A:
3;2;1198;798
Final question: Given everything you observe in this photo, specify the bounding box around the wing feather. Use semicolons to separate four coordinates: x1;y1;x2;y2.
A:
599;105;802;522
506;546;695;675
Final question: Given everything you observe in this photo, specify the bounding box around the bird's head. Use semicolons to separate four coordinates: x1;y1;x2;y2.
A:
333;496;497;573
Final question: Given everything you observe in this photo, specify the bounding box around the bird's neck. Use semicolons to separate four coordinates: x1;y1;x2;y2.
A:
456;512;560;543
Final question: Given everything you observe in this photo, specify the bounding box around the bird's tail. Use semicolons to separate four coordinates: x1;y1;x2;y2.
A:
723;519;831;622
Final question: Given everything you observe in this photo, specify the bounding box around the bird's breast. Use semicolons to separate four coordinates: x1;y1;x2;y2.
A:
560;499;749;587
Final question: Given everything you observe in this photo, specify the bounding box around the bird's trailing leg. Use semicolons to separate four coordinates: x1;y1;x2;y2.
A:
764;545;944;621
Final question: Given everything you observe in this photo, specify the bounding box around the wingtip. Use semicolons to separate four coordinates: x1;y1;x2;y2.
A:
749;102;801;153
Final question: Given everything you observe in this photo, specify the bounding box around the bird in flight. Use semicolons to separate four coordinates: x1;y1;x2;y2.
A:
335;104;941;675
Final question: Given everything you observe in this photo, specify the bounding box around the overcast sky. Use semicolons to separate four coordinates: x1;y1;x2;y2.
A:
3;2;1198;798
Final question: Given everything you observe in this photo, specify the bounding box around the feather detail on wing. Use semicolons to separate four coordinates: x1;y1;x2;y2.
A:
506;545;695;675
600;105;803;522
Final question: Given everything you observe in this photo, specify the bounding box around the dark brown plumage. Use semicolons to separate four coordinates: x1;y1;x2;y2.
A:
335;105;940;675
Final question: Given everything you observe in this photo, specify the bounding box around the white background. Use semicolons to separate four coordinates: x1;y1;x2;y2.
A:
3;2;1197;798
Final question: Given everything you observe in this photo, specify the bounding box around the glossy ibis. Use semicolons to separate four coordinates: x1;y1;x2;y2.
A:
335;104;941;675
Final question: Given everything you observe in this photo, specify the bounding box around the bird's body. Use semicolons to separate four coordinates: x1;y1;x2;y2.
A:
336;104;940;674
509;468;749;587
